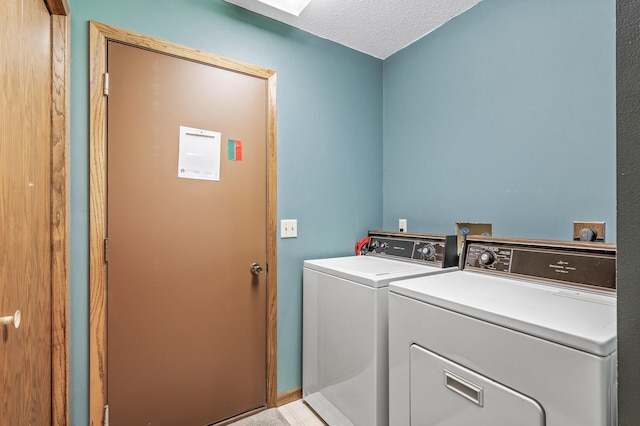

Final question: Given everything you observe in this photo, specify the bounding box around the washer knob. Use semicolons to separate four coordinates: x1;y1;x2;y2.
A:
479;250;496;266
420;244;436;260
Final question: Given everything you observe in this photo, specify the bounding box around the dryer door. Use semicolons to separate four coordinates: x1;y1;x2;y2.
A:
410;345;545;426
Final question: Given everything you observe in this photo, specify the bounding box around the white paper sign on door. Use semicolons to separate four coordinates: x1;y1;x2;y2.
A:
177;126;221;181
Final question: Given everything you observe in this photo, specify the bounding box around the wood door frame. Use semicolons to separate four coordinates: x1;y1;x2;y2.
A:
46;0;71;425
88;22;278;425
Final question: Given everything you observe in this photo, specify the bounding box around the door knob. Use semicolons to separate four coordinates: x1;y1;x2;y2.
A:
0;310;21;329
250;263;264;275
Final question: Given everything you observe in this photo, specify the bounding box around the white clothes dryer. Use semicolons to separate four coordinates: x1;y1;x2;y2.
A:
389;236;617;426
303;231;458;426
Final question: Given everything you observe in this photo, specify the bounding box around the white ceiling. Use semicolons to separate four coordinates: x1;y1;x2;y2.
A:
224;0;482;59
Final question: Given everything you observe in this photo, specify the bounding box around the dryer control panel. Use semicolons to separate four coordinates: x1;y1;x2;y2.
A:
366;230;458;268
463;236;616;292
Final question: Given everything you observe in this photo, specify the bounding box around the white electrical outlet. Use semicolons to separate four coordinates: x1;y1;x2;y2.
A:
399;219;407;233
281;219;298;238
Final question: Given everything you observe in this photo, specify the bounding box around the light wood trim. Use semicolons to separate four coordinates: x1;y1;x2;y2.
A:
88;22;109;426
276;387;302;407
50;10;70;426
90;21;275;79
89;22;279;425
465;235;617;251
266;72;278;409
44;0;69;15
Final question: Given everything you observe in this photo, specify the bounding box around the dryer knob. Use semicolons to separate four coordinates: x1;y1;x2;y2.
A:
479;251;496;266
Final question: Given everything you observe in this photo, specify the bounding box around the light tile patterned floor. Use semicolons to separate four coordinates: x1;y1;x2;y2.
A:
278;399;326;426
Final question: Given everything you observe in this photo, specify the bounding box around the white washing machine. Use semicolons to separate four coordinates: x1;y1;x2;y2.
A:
389;236;617;426
303;231;458;426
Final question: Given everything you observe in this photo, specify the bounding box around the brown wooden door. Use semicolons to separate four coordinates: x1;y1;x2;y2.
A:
106;41;269;425
0;0;53;423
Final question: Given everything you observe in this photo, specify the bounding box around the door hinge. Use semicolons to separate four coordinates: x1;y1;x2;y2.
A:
104;404;109;426
103;72;109;96
104;238;109;263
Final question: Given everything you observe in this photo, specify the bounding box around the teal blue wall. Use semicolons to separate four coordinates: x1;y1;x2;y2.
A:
383;0;616;240
69;0;615;424
68;0;382;423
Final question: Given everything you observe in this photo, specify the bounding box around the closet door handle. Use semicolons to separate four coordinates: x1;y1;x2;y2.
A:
250;263;264;276
0;310;21;329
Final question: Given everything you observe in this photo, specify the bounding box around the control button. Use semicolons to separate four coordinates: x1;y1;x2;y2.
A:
479;250;496;266
418;244;436;260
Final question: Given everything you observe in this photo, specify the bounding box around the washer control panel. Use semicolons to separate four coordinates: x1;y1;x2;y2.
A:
366;231;458;268
464;236;616;292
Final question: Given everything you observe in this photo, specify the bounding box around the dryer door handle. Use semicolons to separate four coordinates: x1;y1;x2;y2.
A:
444;370;484;406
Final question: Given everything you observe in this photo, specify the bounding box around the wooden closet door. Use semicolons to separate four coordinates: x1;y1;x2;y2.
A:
0;0;53;423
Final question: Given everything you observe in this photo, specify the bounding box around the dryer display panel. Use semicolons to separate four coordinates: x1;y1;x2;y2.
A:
463;237;616;291
511;249;616;290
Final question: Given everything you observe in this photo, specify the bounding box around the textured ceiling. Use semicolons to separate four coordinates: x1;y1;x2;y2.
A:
224;0;482;59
